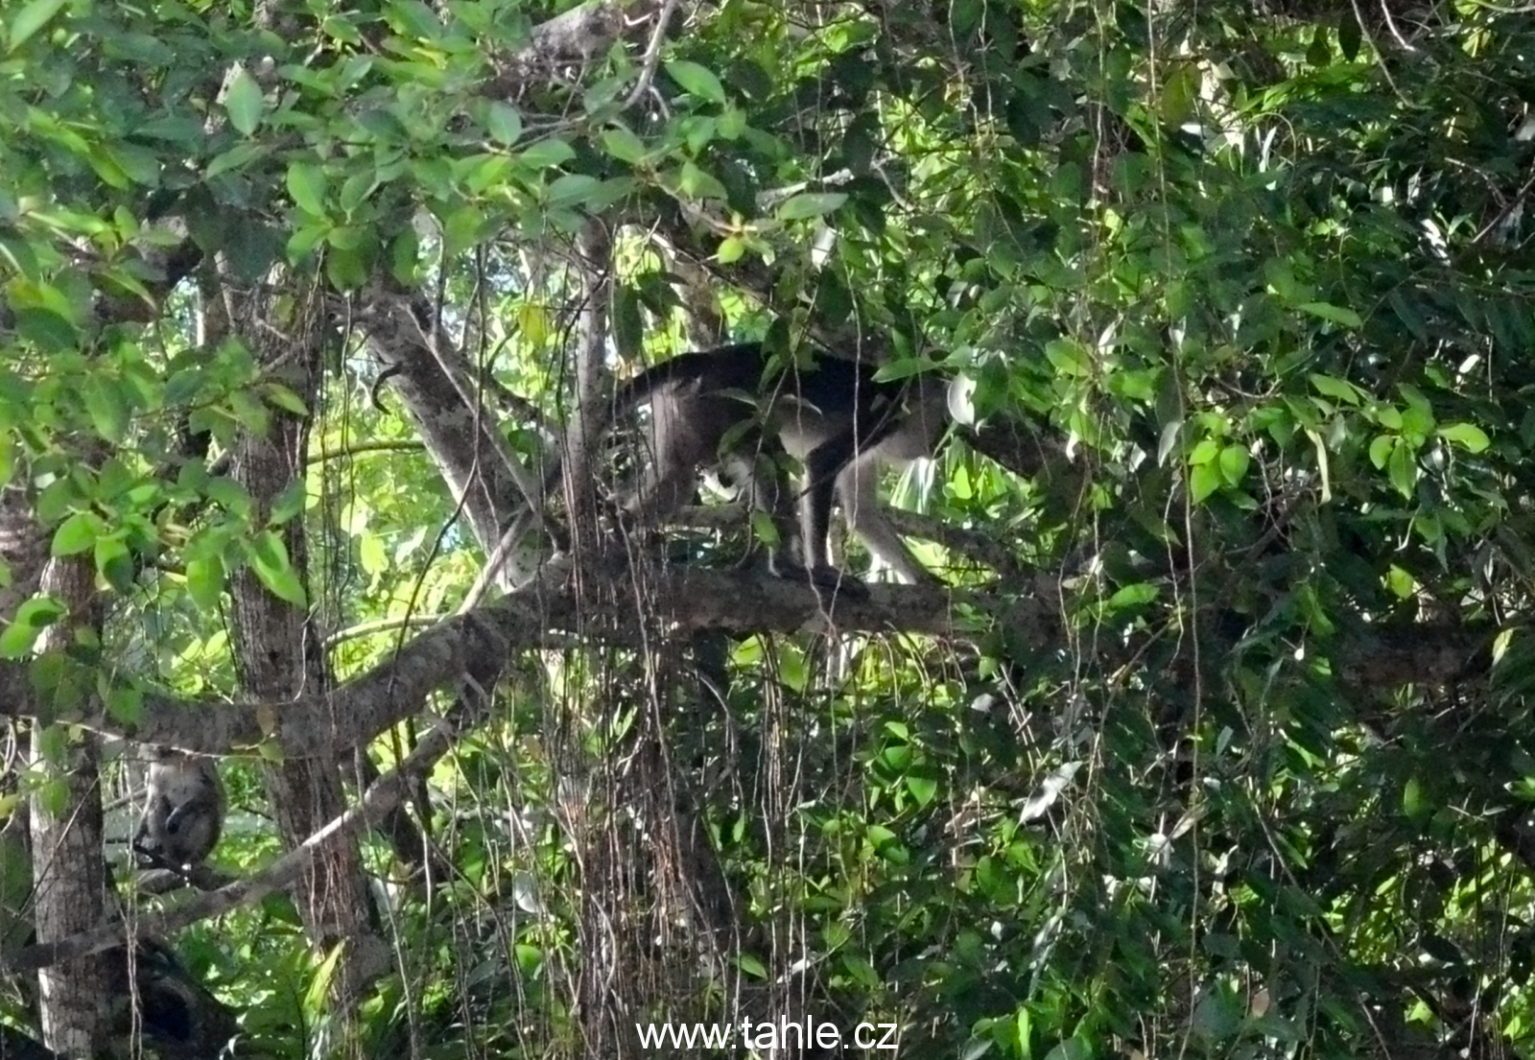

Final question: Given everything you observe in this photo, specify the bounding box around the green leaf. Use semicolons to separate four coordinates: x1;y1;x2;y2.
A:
389;230;419;285
51;512;100;557
0;596;65;659
1043;1038;1091;1060
600;125;646;164
305;941;346;1016
286;163;327;216
94;534;132;591
904;770;938;807
484;102;522;145
1438;422;1489;453
735;953;768;979
776;192;848;221
1187;438;1220;466
205;142;266;179
1044;338;1091;378
442;205;484;256
261;382;309;417
248;530;308;607
358;532;387;576
80;378;129;443
224;68;264;135
518;139;575;170
1107;582;1158;609
7;0;66;51
1218;444;1250;486
185;555;224;611
1298;302;1363;328
1388;441;1416;499
676;161;727;200
841;952;881;988
1190;462;1222;504
547;173;601;208
1309;373;1361;405
1368;435;1394;470
716;236;745;264
666;60;726;103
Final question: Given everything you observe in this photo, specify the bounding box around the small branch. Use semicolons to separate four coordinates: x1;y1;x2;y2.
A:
308;439;426;465
324;614;445;649
622;0;683;110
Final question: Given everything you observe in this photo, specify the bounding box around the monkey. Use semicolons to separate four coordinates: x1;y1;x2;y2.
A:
133;747;225;871
582;342;953;587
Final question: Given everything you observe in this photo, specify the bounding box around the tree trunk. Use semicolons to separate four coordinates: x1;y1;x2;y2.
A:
218;273;391;1021
28;556;109;1056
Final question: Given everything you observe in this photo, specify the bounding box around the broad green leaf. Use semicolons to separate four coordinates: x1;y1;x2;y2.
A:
224;68;264;135
841;952;881;988
666;60;726;103
1107;583;1158;609
716;235;745;263
0;596;65;659
51;512;100;557
1190;462;1222;503
105;685;143;727
7;0;65;50
1187;438;1220;466
261;382;309;417
676;161;727;200
94;534;132;591
1368;434;1394;469
1043;338;1091;377
1298;302;1363;328
286;163;327;216
516;303;549;345
206;142;266;179
1218;444;1250;486
485;102;522;145
547;173;601;208
185;555;224;611
248;530;308;607
389;230;419;285
905;770;938;807
81;378;129;442
1438;422;1489;453
776;192;847;221
1309;373;1361;404
358;532;387;576
600;125;646;164
1043;1039;1091;1060
518;138;575;169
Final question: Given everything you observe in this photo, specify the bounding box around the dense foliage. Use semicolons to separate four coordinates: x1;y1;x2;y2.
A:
0;0;1533;1056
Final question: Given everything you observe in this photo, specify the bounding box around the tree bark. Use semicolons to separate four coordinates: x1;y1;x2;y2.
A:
218;272;391;1017
28;556;109;1056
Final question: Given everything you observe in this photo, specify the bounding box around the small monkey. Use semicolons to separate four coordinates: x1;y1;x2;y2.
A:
134;747;224;870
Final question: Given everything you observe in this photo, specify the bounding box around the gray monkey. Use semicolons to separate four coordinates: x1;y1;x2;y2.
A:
133;747;224;870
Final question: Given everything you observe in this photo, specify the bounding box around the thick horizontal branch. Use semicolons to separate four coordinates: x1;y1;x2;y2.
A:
0;559;971;759
0;554;1495;767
